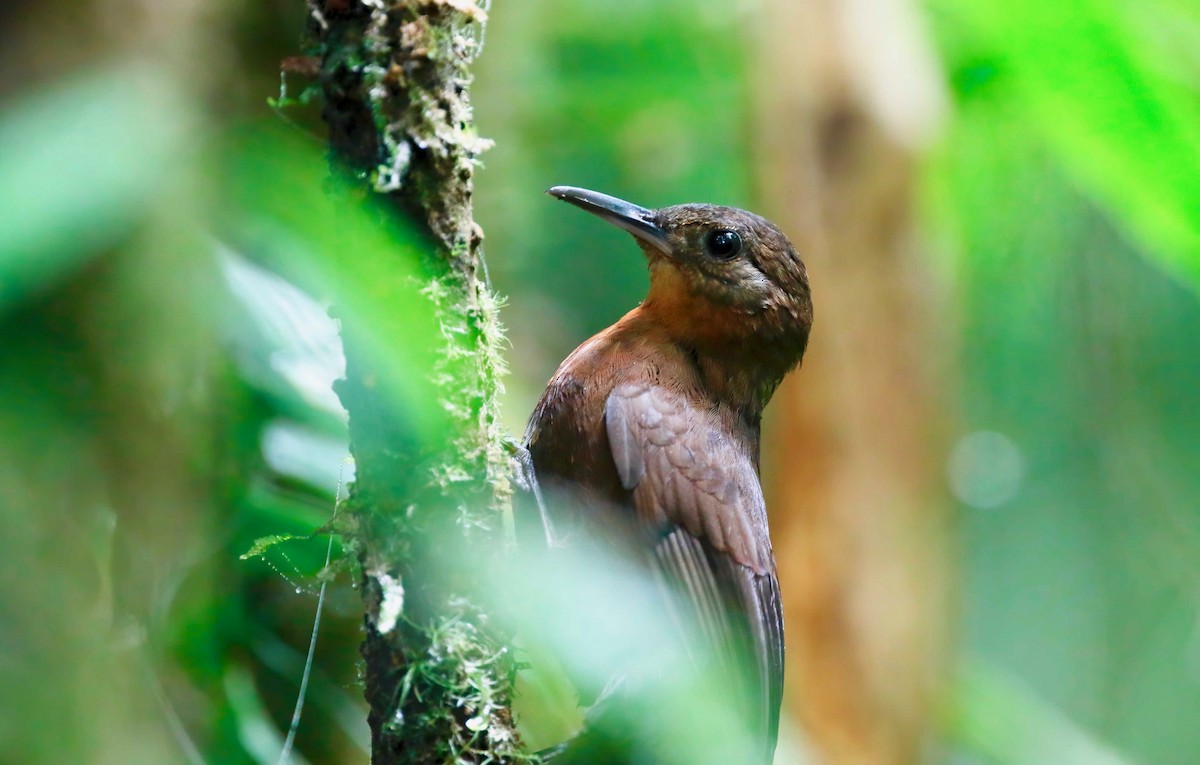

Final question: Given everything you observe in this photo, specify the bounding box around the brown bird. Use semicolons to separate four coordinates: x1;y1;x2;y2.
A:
524;186;813;762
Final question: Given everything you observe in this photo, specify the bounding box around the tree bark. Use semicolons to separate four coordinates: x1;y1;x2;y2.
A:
312;2;522;763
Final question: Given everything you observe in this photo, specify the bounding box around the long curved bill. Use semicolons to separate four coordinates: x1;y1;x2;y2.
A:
547;186;672;255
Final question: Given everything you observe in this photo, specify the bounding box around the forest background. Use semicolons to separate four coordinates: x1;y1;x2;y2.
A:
1;0;1198;763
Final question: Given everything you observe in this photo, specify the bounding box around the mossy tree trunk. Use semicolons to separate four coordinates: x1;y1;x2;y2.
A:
310;2;522;763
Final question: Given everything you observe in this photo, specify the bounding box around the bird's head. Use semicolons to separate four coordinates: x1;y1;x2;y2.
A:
548;185;813;369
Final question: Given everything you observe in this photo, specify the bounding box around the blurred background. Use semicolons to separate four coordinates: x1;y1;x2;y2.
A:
2;0;1198;763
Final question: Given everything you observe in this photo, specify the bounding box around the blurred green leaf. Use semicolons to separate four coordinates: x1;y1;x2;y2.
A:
218;124;448;449
511;639;584;752
468;525;773;765
925;22;1200;758
0;65;189;307
946;659;1136;765
934;0;1200;286
224;664;294;765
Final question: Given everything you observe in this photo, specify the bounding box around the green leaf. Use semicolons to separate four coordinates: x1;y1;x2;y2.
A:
217;123;448;450
0;65;189;307
934;0;1200;286
945;659;1135;765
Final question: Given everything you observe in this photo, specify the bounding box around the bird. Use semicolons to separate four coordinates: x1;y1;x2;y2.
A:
522;185;813;763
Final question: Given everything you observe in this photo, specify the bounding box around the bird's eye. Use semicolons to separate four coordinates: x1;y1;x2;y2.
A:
705;229;742;260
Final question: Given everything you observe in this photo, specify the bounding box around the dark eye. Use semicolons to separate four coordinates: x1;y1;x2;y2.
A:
705;229;742;259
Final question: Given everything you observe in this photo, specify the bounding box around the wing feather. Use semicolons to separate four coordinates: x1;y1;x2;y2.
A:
605;382;784;760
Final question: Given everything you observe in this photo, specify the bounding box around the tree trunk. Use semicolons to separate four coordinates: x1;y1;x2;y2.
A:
751;1;952;763
312;2;521;763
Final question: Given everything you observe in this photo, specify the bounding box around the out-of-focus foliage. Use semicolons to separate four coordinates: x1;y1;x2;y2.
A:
0;67;188;303
1;0;1198;763
946;660;1133;765
441;516;792;764
0;55;442;762
220;124;448;446
923;1;1200;764
930;0;1200;284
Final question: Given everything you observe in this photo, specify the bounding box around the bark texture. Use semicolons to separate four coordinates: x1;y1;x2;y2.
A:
312;2;522;763
751;1;952;763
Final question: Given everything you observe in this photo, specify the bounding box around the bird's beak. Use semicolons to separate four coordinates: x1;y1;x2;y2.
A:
547;186;672;255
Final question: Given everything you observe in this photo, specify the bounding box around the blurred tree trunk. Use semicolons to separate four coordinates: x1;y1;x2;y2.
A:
312;2;522;763
751;1;952;763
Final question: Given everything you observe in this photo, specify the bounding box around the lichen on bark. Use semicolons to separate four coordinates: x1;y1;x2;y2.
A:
309;1;524;762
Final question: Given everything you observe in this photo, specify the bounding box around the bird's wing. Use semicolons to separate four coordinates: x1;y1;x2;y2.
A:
605;381;784;757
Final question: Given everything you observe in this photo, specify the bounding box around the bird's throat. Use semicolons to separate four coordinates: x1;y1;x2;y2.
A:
686;342;790;425
641;264;805;414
